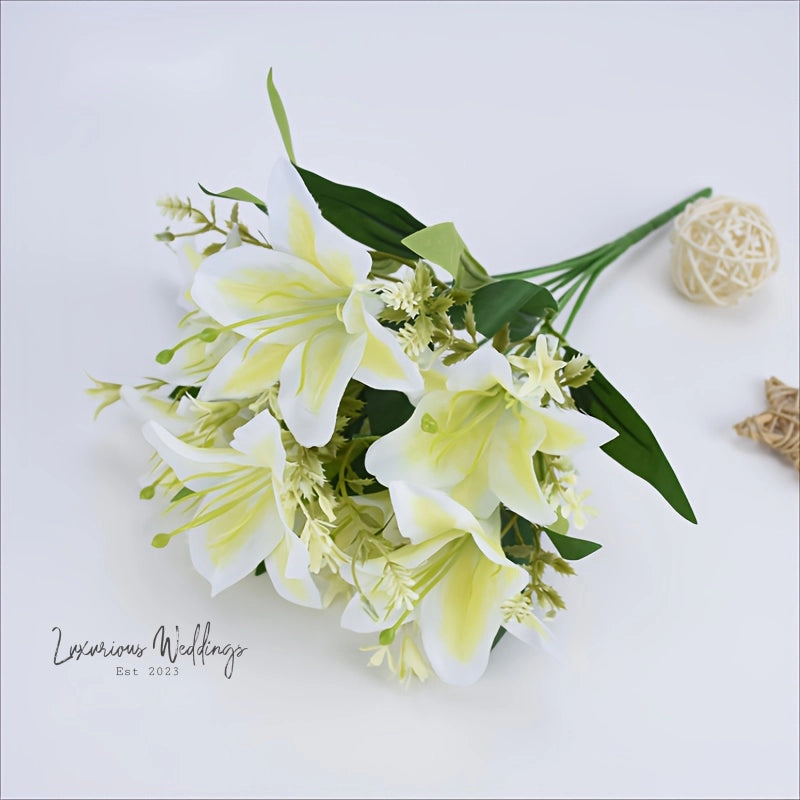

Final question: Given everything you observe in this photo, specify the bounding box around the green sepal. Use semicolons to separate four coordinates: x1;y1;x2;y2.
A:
402;222;492;291
566;347;697;524
197;184;268;215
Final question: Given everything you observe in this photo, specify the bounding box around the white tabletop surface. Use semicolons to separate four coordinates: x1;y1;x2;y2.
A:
2;2;798;798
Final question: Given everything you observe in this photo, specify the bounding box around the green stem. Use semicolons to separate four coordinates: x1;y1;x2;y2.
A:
556;243;624;323
561;269;601;336
498;187;711;281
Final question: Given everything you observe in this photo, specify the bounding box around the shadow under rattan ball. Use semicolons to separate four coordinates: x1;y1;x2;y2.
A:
671;196;779;306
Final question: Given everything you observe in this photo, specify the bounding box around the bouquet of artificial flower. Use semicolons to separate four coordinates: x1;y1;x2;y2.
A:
90;71;699;686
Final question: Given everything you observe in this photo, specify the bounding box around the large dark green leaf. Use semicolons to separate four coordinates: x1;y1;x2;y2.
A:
471;279;557;340
567;348;697;524
296;166;424;259
362;387;415;437
543;529;602;560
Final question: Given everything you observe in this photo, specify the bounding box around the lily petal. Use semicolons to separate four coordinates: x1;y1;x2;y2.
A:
265;532;323;609
188;490;287;597
142;421;249;492
444;344;514;394
122;386;189;436
191;245;342;344
340;585;408;634
268;158;371;287
278;325;365;447
389;482;484;544
365;391;472;490
343;292;423;395
531;404;617;454
488;413;556;525
229;408;286;472
200;338;290;401
418;537;528;686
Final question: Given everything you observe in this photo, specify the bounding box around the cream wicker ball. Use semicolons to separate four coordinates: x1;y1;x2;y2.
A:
670;195;779;306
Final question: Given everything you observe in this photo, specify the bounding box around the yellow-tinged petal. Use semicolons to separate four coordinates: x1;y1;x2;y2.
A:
343;292;423;395
365;391;471;490
229;408;286;472
418;536;528;686
268;159;371;287
191;245;343;344
265;532;323;609
488;413;556;525
278;325;366;447
188;490;286;596
340;590;407;634
444;344;514;394
389;481;482;545
529;403;616;455
143;421;249;492
122;386;192;436
200;338;290;401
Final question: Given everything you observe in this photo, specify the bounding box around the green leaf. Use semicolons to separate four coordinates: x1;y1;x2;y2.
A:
362;387;414;437
491;627;507;649
267;68;297;164
470;279;557;340
198;184;268;215
297;166;424;259
566;348;697;524
543;528;602;560
254;560;267;576
401;223;492;291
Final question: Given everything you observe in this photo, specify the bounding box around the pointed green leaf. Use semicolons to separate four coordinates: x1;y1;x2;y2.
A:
171;486;195;502
297;166;424;259
402;223;492;291
197;184;267;215
566;348;697;524
543;529;602;560
470;279;557;340
267;68;296;163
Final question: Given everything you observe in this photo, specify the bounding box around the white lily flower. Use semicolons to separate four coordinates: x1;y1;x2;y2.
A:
342;483;530;686
191;158;423;447
142;412;321;607
365;346;616;525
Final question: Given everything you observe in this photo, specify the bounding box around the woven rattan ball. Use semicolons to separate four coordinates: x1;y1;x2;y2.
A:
671;196;779;306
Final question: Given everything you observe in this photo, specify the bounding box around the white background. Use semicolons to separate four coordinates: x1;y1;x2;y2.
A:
2;2;798;798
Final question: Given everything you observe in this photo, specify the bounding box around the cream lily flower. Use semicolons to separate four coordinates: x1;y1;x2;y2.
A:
342;482;530;686
508;334;566;404
365;346;615;525
191;159;423;447
143;412;321;607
